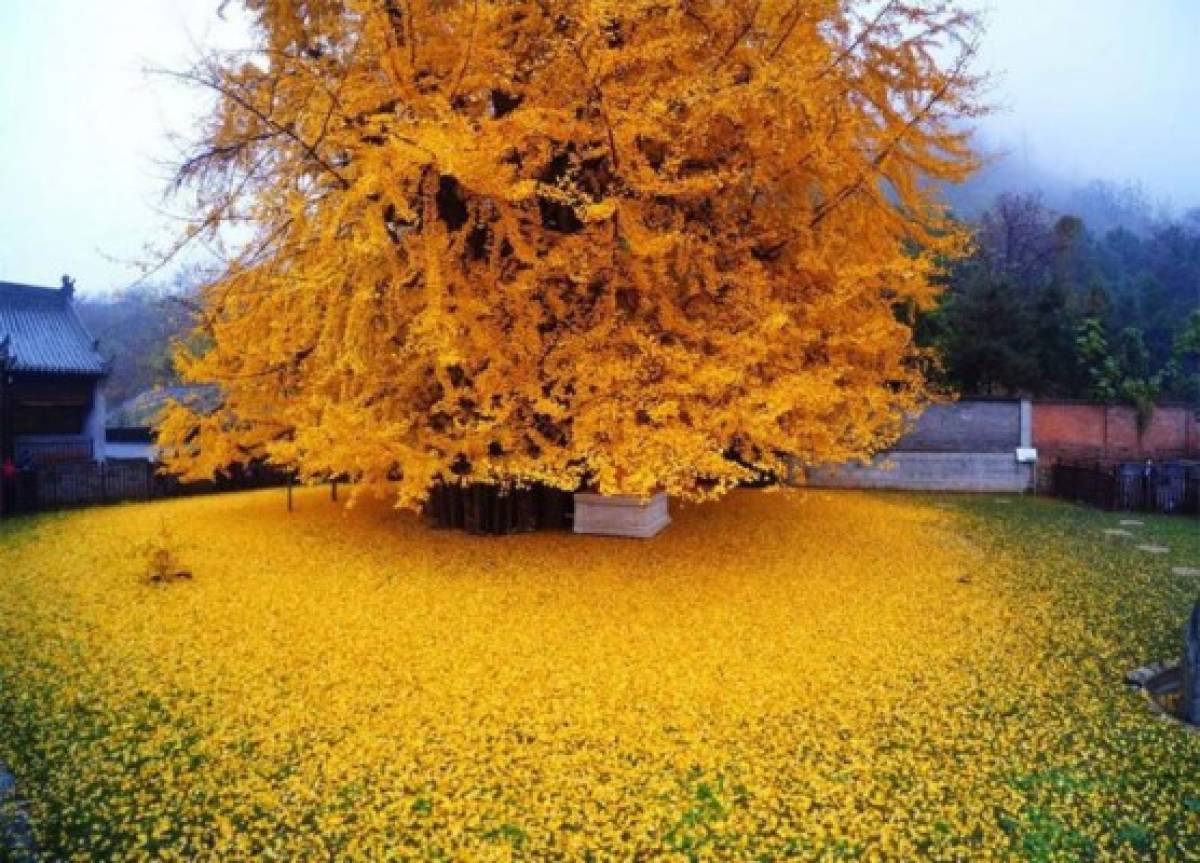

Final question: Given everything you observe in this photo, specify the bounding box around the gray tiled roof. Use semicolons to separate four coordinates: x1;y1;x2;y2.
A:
0;281;107;375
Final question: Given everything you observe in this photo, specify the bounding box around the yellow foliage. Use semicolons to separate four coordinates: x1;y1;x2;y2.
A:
162;1;985;507
2;491;1199;859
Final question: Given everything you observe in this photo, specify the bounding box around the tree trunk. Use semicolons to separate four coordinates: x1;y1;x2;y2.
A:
1183;601;1200;724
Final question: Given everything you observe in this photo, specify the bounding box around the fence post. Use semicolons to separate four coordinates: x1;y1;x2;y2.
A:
1183;602;1200;724
287;474;294;512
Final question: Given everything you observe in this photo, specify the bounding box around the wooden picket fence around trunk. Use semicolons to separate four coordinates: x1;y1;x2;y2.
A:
424;482;574;535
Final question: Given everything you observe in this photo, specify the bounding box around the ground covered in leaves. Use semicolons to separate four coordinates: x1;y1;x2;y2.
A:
0;488;1198;861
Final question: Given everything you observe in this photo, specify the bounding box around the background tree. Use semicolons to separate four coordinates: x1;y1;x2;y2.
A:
159;0;985;506
1075;316;1121;402
75;275;199;406
925;192;1200;404
1165;310;1200;404
927;194;1088;396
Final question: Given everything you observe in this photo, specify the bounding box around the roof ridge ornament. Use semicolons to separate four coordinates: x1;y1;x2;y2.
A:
60;274;76;299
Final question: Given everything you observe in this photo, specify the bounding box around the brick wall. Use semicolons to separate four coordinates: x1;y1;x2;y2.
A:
1033;402;1200;463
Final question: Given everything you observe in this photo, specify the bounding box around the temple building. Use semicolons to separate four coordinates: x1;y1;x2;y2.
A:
0;277;108;469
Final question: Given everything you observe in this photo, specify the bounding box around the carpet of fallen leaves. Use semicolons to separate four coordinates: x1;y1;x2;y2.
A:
0;488;1198;861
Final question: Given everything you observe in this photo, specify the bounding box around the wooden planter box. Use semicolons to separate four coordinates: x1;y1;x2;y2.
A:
573;492;671;538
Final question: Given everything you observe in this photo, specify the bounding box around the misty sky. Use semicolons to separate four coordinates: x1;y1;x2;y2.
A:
1;0;1197;294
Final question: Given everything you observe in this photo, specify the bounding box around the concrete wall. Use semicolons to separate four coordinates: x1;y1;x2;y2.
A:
892;400;1021;452
86;388;106;462
805;398;1034;493
806;452;1034;492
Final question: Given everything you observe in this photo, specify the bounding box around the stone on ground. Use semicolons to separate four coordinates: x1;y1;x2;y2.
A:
1136;544;1170;555
1171;567;1200;578
0;766;37;860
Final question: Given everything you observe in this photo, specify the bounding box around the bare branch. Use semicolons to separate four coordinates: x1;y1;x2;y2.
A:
157;66;351;190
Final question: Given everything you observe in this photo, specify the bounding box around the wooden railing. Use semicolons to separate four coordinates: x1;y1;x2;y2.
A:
13;439;93;464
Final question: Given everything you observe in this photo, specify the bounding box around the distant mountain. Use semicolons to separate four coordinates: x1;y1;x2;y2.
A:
941;139;1175;237
75;281;197;406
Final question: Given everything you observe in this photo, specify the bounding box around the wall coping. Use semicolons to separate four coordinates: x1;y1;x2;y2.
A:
1030;399;1199;410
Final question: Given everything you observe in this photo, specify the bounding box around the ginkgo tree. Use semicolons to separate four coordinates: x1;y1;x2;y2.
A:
160;0;985;507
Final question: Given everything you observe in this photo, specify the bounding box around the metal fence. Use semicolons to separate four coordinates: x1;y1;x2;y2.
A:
1;460;288;517
1051;460;1200;515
